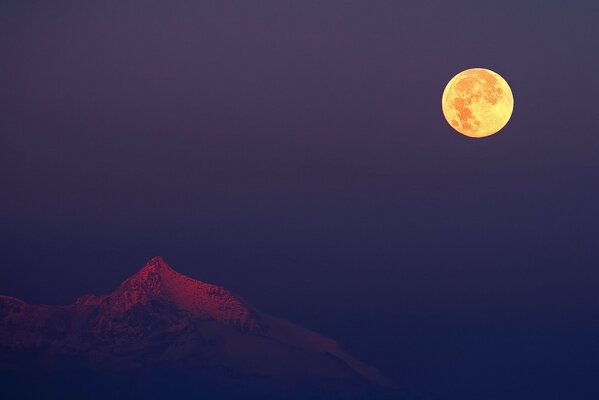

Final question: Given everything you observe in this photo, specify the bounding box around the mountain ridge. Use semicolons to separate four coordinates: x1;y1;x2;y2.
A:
75;256;264;333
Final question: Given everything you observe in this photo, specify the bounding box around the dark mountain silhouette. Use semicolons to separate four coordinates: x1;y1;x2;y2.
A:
0;257;400;399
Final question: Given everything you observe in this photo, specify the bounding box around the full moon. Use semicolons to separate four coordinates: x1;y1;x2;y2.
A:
442;68;514;138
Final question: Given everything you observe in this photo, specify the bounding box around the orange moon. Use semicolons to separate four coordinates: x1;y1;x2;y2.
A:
442;68;514;138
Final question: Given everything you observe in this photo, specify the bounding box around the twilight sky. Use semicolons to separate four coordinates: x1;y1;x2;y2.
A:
1;1;599;399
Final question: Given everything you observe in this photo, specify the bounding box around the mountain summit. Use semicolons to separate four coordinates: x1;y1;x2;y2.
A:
0;257;394;399
76;256;263;333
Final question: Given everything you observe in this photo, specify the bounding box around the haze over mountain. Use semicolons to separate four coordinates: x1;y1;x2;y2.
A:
0;257;397;399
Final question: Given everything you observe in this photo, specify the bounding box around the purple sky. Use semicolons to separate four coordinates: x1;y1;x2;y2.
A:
2;1;599;399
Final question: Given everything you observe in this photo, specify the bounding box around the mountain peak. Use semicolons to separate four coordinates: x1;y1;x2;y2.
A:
142;255;174;273
79;257;264;333
125;256;182;291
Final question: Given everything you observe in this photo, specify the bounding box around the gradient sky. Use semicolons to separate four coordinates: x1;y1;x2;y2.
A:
1;1;599;399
